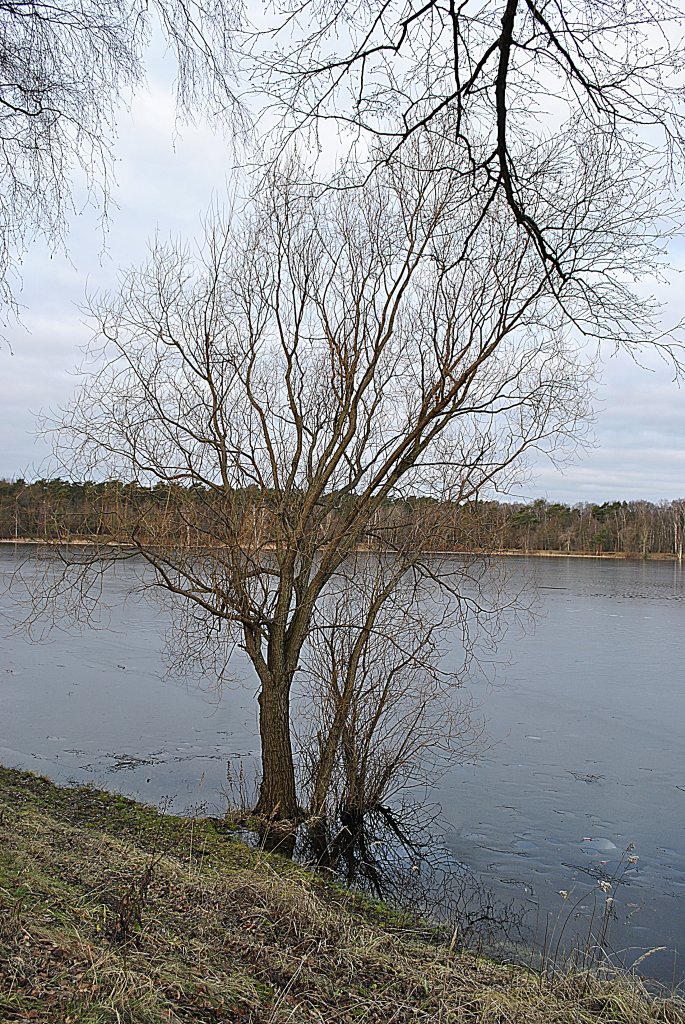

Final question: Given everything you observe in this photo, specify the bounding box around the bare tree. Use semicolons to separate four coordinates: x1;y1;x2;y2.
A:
670;499;685;562
0;0;242;324
39;129;664;821
253;1;685;289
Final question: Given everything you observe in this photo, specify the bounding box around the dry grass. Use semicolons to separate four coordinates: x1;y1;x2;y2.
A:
0;766;682;1024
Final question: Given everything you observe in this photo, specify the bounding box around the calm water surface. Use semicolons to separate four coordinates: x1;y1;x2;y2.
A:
1;548;683;982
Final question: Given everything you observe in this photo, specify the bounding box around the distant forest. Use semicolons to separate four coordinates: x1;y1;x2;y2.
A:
1;478;684;559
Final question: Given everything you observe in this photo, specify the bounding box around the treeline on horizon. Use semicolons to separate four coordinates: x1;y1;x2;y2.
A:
1;478;684;558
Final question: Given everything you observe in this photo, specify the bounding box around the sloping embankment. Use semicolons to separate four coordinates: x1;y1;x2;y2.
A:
1;767;682;1023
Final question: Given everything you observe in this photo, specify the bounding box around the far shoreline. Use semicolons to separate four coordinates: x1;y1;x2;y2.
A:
0;538;681;561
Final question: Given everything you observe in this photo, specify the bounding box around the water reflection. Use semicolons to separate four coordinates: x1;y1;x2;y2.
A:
240;801;529;954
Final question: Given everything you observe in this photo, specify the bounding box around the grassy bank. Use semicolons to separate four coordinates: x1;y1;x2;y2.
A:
1;767;682;1023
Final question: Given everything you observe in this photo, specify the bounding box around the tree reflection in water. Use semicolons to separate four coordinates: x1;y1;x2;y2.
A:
251;801;527;955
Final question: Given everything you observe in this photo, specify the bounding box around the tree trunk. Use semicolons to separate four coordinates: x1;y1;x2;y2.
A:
254;677;299;820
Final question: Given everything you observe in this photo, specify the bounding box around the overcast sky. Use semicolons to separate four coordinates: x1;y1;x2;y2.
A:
1;52;683;505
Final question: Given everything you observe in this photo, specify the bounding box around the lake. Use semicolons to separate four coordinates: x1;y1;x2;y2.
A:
1;547;684;983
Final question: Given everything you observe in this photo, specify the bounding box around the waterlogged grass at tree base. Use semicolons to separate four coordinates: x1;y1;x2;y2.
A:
1;767;683;1024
